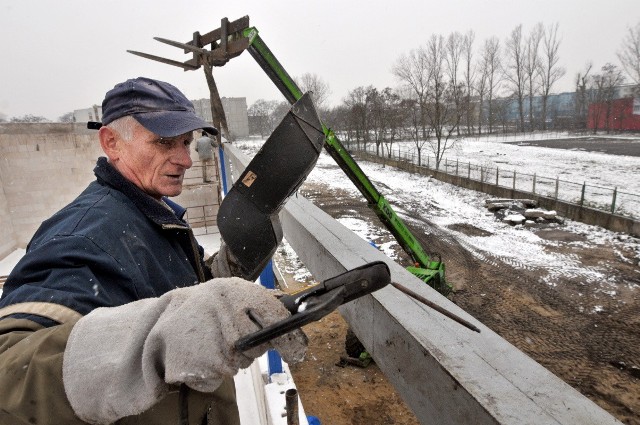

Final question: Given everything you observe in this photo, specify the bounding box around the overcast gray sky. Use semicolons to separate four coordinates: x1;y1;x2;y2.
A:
1;0;638;120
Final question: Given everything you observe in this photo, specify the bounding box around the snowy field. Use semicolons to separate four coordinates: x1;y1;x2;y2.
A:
314;151;638;288
359;133;640;216
378;133;640;193
237;137;640;295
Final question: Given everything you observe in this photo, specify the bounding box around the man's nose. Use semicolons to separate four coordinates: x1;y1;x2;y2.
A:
172;144;193;168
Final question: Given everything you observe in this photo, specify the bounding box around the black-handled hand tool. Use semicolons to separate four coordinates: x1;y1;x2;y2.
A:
235;261;391;352
235;260;481;353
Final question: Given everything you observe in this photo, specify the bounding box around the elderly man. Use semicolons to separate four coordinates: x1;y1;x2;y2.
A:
0;77;306;424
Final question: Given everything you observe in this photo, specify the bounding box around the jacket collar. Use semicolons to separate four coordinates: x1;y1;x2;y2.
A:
94;157;187;228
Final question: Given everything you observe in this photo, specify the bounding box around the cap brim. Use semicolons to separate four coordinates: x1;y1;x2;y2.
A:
134;110;218;137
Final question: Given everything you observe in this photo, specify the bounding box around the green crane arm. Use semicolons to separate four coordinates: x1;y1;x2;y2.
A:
243;27;448;294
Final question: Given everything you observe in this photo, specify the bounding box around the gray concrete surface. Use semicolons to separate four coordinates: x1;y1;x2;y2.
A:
224;143;622;425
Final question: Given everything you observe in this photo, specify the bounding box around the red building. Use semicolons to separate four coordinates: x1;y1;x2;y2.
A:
587;97;640;131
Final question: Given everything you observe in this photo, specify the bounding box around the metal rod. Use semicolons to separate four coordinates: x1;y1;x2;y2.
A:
391;282;481;333
285;388;299;425
154;37;211;55
126;50;199;70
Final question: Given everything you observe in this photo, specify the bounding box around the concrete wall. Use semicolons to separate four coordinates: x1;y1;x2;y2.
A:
0;123;222;252
358;152;640;238
174;159;221;236
0;175;17;259
0;123;104;248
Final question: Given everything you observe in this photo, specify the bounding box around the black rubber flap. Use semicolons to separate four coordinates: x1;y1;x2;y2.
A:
217;92;323;280
216;191;283;280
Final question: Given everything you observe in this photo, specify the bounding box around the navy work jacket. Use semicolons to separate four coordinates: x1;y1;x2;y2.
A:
0;157;213;326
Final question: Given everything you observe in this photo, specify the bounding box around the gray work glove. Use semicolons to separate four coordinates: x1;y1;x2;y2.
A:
63;278;307;424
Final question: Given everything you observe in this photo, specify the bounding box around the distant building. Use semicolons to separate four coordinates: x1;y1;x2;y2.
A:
501;91;577;127
496;84;640;131
73;105;102;123
191;97;249;139
588;97;640;131
73;97;249;139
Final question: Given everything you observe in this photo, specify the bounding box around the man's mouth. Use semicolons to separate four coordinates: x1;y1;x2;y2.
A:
166;173;183;181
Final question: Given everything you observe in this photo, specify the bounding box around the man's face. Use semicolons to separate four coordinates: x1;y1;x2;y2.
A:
107;122;194;199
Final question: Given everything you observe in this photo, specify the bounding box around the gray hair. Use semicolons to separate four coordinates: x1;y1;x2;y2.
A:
105;115;137;141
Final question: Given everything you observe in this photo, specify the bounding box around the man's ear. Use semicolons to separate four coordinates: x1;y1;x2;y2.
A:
99;126;120;161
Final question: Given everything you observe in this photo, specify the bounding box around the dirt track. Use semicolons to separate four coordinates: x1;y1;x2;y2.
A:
289;177;640;424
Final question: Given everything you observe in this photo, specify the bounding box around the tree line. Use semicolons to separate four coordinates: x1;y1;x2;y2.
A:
249;21;640;170
0;112;74;124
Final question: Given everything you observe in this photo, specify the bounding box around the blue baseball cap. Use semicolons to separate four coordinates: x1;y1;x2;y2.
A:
97;77;218;137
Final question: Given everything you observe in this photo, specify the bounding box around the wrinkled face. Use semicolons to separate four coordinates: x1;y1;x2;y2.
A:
102;121;194;199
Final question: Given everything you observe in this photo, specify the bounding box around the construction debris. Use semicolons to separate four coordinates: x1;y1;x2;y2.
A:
485;198;564;227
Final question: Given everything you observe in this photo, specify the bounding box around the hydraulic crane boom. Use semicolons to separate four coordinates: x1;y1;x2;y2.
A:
243;27;449;294
128;17;449;294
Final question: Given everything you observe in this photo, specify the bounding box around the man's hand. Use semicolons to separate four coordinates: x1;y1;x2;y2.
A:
208;242;245;278
62;278;307;424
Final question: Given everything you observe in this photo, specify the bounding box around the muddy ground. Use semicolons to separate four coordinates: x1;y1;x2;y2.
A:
505;136;640;157
283;172;639;424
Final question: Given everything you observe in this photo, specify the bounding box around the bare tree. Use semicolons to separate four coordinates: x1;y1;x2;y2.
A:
343;86;371;150
539;23;565;130
445;32;465;136
590;63;625;133
524;23;544;131
400;96;426;165
475;54;488;135
324;105;351;144
295;73;332;111
380;88;404;159
477;37;502;134
494;97;512;133
504;24;526;132
393;47;430;140
424;34;460;169
617;21;640;87
58;112;75;123
270;101;291;129
574;63;593;131
248;99;280;138
10;114;49;123
366;87;387;156
462;30;477;135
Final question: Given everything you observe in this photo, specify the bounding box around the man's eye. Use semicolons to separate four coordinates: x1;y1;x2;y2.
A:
155;136;191;147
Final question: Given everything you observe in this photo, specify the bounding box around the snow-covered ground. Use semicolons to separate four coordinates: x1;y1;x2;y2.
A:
236;136;640;294
358;133;640;216
372;133;640;194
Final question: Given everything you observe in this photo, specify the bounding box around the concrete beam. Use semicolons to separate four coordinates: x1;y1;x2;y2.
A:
223;144;621;425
